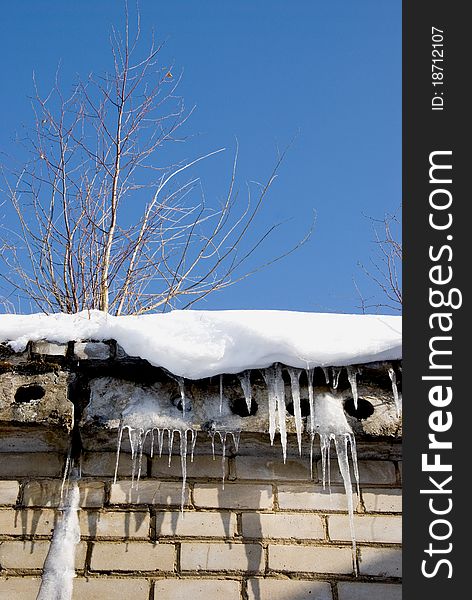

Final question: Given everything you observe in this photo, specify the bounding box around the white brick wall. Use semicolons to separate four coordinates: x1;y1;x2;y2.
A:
247;578;333;600
0;448;402;598
0;481;19;505
193;483;273;509
241;512;324;539
269;544;353;575
181;542;264;572
90;542;175;572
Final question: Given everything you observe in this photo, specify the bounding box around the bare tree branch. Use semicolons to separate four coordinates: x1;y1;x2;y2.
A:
1;7;310;315
356;210;402;312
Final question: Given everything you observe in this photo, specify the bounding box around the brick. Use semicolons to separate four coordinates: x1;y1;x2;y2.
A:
247;578;332;600
269;544;353;575
74;342;111;360
362;488;402;513
0;577;41;600
0;508;56;536
337;582;402;600
359;547;402;577
181;542;263;572
81;453;135;477
0;540;86;569
0;481;19;504
193;483;273;510
23;481;104;508
328;515;402;544
234;456;312;481
152;454;228;479
110;481;188;506
155;511;237;538
316;460;396;485
278;484;359;512
242;512;324;540
80;511;150;538
153;579;240;600
90;541;174;571
73;577;150;600
0;453;64;477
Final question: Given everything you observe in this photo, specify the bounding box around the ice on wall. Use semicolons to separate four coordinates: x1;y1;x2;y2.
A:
238;370;252;413
111;379;243;507
388;366;402;416
310;392;360;574
107;365;373;575
287;367;303;455
36;475;80;600
0;309;402;379
262;364;288;462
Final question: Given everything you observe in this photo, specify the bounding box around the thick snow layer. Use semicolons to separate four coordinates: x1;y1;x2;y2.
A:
0;310;401;379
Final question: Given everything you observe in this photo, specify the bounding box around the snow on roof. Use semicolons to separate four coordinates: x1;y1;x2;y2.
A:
0;310;401;379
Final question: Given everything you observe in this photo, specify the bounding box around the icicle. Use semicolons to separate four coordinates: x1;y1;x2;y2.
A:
136;429;146;483
230;431;241;453
190;429;197;462
313;393;360;575
219;374;224;414
334;433;359;574
262;364;287;461
306;368;315;436
113;423;125;484
275;364;287;462
168;429;174;467
158;429;165;457
128;427;143;486
322;367;330;385
287;367;303;455
60;449;72;501
346;366;359;410
149;429;155;458
210;430;216;459
36;473;81;600
262;367;277;445
319;434;331;491
220;432;227;487
388;367;402;416
178;377;187;413
309;433;315;479
331;367;342;390
238;370;253;414
179;430;188;512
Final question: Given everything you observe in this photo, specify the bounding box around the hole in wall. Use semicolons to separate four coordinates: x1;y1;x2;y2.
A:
286;397;311;417
14;384;45;403
343;397;374;420
171;396;192;413
230;397;258;417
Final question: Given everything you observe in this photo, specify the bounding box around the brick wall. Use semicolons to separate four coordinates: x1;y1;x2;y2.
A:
0;446;402;600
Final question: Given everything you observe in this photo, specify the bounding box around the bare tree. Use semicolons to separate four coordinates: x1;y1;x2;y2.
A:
1;11;310;315
355;211;402;313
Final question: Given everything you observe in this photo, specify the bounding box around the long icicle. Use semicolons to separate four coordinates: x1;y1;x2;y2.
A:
287;367;303;455
274;363;287;463
238;370;252;414
346;366;359;410
262;367;277;445
334;434;359;575
306;368;315;437
179;430;188;512
388;366;402;416
36;471;81;600
219;374;224;414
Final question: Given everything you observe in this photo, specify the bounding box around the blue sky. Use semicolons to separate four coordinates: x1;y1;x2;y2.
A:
0;0;401;314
